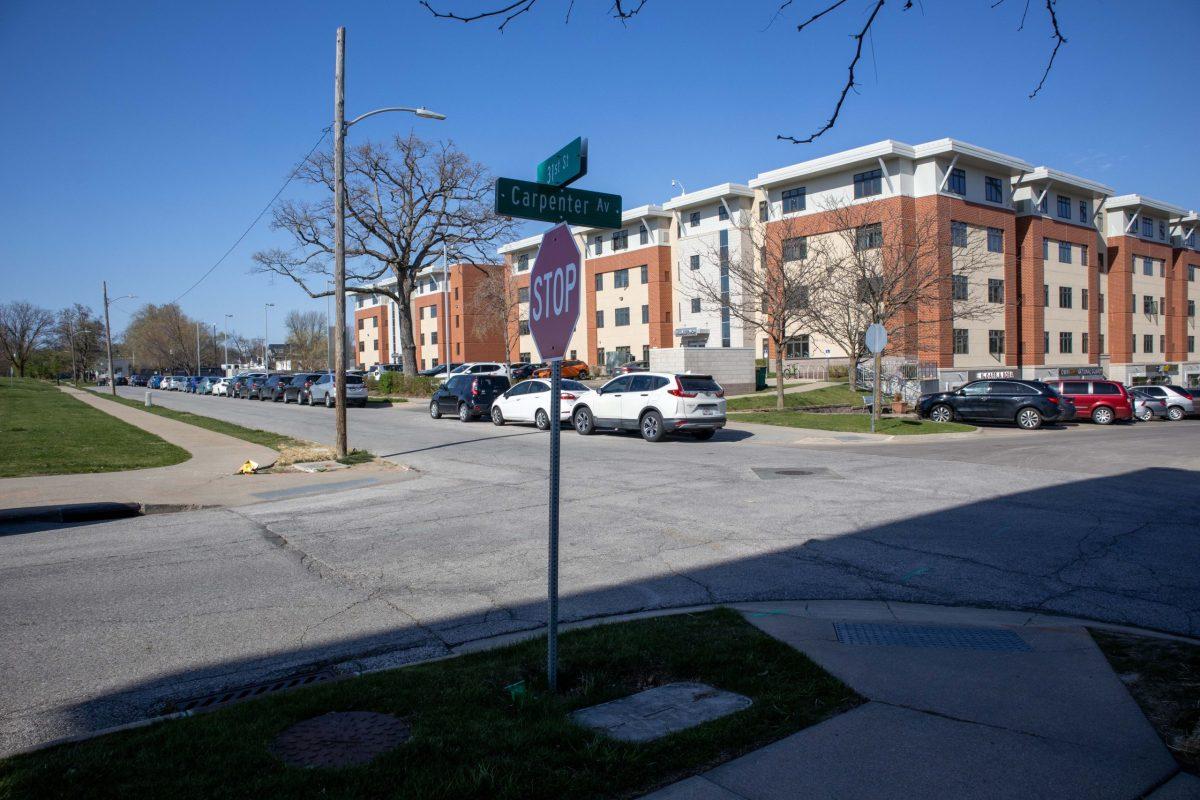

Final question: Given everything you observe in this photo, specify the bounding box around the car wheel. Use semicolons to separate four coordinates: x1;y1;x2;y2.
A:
458;403;472;422
429;400;442;419
491;406;505;426
1016;407;1043;430
1091;406;1114;425
640;410;665;442
1136;406;1152;422
1167;405;1185;421
325;393;333;408
691;429;715;441
573;407;595;435
535;409;551;430
928;404;954;423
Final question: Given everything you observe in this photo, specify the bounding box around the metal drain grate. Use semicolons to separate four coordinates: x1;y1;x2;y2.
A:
833;623;1030;652
751;467;841;480
164;669;339;715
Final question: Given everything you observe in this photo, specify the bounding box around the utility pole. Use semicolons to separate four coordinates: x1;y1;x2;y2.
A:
333;26;348;458
102;281;116;396
224;314;233;373
196;321;201;376
443;246;450;375
264;302;275;370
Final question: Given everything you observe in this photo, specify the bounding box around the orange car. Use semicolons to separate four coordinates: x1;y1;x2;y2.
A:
533;360;589;380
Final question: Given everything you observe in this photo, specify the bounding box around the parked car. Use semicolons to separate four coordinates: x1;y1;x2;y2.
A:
419;363;462;377
282;372;324;404
437;362;509;383
367;364;405;381
195;377;215;395
533;360;589;380
243;375;273;400
429;374;511;421
615;361;648;375
1042;379;1132;425
1129;387;1170;421
148;375;163;389
165;375;189;391
261;373;296;402
490;378;593;430
308;372;368;407
130;374;148;387
508;362;545;382
919;379;1071;430
231;373;265;398
570;373;725;442
1132;385;1195;421
211;378;230;397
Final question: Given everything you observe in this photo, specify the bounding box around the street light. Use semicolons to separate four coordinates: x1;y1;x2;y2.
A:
671;179;686;196
331;26;445;458
264;303;275;369
101;282;135;396
224;314;233;373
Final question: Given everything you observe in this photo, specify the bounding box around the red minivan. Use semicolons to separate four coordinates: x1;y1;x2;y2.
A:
1044;379;1133;424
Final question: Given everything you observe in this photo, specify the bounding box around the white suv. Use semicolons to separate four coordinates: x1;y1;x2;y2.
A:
571;373;726;442
436;362;508;383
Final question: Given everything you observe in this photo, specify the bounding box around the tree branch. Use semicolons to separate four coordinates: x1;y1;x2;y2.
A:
1028;0;1065;99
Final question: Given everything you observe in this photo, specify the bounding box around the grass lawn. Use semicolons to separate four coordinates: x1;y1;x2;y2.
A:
726;382;864;412
91;390;308;452
731;410;975;435
0;609;860;800
1091;629;1200;774
0;380;188;478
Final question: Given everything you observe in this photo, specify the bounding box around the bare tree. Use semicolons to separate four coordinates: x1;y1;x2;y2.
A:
253;134;517;375
56;304;104;382
0;301;55;377
122;303;219;374
468;265;523;367
284;310;328;370
423;0;1069;143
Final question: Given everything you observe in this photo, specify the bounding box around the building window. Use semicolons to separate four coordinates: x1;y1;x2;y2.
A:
689;211;700;227
1081;288;1088;310
615;307;630;327
1038;194;1048;214
951;221;967;247
988;329;1005;355
595;310;604;328
640;264;648;284
947;167;966;195
717;204;728;221
517;287;529;303
1144;334;1154;353
419;333;425;345
1142;217;1153;238
853;169;883;198
1042;238;1050;260
952;274;968;301
642;345;650;362
1159;221;1166;239
641;304;649;323
1188;299;1195;317
614;268;629;288
1082;332;1089;353
1099;333;1105;353
612;230;628;251
1057;195;1071;218
1160;334;1165;353
985;176;1003;203
987;227;1004;253
689;254;700;271
1059;286;1072;308
782;187;806;213
1078;200;1087;223
759;201;769;222
784;335;810;359
593;235;602;255
1044;284;1050;308
1190;265;1197;281
517;253;529;271
358;341;365;353
595;273;604;291
519;352;530;364
1080;245;1088;266
517;319;529;335
1131;334;1136;354
1189;336;1196;353
854;223;883;251
639;224;649;245
1043;331;1048;354
1143;295;1155;315
1055;241;1071;263
1142;258;1153;277
987;278;1004;304
1098;293;1105;313
953;328;969;354
782;236;807;261
430;331;437;345
596;347;605;366
690;298;701;313
357;318;364;330
1059;331;1073;353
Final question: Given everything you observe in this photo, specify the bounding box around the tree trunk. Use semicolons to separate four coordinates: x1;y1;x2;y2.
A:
774;346;785;411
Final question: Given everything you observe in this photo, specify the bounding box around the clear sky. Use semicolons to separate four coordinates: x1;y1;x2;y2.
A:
2;0;1197;339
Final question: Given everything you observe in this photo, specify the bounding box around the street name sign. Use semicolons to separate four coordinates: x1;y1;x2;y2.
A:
528;223;581;362
865;323;888;354
495;177;622;229
537;137;587;188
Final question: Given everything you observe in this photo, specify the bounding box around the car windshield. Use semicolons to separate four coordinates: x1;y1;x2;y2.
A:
345;376;364;385
678;376;722;393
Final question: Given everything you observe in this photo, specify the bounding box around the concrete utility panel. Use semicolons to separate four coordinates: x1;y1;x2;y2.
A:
571;682;752;742
650;347;756;395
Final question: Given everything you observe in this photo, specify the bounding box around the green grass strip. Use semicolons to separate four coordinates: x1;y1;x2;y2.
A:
732;410;975;435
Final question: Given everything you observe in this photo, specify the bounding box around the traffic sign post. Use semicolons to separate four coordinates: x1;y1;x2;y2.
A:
865;323;888;434
528;223;583;692
495;177;621;229
537;137;587;188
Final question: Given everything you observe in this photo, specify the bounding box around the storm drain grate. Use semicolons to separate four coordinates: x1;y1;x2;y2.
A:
833;623;1030;652
165;669;340;715
751;467;841;480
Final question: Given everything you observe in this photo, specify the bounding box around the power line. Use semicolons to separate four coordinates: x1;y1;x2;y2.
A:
170;127;331;305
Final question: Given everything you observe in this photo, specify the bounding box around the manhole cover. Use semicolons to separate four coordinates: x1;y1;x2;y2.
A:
751;466;840;480
271;711;411;768
833;623;1030;652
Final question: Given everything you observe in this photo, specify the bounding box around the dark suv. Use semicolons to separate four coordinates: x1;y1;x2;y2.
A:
919;379;1071;430
429;374;511;422
282;372;324;404
260;373;295;402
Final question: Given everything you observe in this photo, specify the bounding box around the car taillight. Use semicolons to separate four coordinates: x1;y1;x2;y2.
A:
561;392;577;400
715;389;724;398
1047;396;1059;404
471;378;480;396
667;377;696;398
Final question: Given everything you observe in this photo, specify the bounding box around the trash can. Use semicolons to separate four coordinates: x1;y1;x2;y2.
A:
755;365;768;391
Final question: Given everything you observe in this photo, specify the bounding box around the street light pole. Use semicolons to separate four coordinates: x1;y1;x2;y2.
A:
196;321;201;377
442;246;450;375
102;281;115;396
224;314;233;373
264;302;275;369
330;25;445;459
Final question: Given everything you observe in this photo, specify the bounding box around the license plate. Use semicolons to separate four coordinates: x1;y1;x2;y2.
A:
702;408;714;416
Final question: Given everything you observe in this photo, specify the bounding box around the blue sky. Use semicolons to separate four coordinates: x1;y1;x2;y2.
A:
2;0;1197;338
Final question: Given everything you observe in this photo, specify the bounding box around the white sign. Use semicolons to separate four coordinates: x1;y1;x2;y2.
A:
865;323;888;354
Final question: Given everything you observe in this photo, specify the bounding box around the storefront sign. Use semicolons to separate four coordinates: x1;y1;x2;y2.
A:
1054;366;1105;378
967;369;1018;381
1144;364;1178;376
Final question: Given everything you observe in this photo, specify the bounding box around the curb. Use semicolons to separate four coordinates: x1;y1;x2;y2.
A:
0;502;142;526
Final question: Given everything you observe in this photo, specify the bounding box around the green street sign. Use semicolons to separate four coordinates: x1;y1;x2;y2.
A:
495;177;622;229
537;137;587;188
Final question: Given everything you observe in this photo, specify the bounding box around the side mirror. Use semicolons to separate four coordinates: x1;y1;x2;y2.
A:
955;389;965;396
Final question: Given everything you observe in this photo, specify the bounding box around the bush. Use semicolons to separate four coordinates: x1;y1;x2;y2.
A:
827;365;849;380
755;358;768;367
375;372;437;397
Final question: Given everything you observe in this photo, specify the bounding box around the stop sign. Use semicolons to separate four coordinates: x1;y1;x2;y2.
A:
528;222;581;361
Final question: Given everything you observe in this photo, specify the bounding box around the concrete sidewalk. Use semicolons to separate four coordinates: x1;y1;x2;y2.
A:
643;601;1195;800
0;387;410;513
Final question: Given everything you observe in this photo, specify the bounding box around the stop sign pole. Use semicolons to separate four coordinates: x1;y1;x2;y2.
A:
528;222;582;692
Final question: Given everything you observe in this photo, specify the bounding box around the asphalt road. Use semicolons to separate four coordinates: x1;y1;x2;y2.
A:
2;386;1198;756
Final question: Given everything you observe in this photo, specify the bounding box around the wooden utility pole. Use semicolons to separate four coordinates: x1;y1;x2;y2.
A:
332;26;348;458
102;281;116;396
